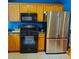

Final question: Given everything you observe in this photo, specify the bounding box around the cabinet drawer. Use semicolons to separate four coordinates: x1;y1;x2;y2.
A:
38;32;45;37
46;39;67;53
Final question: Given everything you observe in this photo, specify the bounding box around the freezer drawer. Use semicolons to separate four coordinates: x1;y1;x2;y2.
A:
46;39;67;53
47;11;69;38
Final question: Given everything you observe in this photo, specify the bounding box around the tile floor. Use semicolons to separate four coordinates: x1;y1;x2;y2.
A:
8;52;69;59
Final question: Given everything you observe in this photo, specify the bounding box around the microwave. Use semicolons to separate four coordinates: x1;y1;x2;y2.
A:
21;13;37;22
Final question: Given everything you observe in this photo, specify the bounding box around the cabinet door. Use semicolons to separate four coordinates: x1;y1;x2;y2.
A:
19;3;30;13
8;34;20;52
44;4;52;12
51;4;64;12
37;4;44;22
38;38;45;51
30;4;37;13
8;3;20;21
38;32;45;51
20;3;37;13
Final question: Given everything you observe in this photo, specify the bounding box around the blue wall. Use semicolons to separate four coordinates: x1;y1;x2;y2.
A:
9;0;59;3
8;0;71;11
58;0;71;11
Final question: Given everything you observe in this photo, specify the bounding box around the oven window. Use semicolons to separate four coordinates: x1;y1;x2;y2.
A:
24;36;35;45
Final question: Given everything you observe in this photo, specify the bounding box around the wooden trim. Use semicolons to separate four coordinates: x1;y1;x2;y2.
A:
8;50;20;53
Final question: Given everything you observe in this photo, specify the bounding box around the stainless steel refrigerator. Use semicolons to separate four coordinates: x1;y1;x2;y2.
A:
46;11;70;53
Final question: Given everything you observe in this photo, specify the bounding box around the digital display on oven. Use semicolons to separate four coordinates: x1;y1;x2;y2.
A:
24;36;35;45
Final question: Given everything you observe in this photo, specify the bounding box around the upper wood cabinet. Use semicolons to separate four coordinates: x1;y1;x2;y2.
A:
8;3;20;21
19;3;37;13
19;3;63;22
8;3;63;22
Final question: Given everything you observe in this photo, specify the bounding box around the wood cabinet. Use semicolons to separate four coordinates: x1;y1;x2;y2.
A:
19;3;63;22
8;34;20;52
37;4;44;22
8;3;63;22
8;3;20;21
19;3;37;13
38;32;45;51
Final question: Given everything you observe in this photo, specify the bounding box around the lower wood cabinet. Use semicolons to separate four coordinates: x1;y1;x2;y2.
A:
38;32;45;51
8;32;45;52
8;34;20;52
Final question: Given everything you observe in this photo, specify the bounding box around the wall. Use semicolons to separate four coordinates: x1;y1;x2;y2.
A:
9;0;58;3
8;0;71;11
57;0;71;11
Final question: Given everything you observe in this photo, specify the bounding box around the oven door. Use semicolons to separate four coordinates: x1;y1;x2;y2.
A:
20;35;38;53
